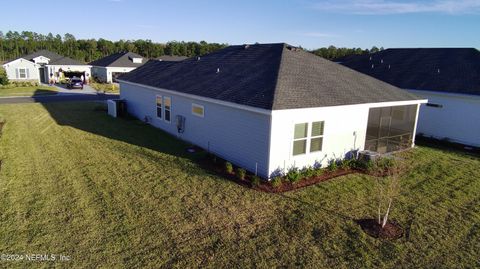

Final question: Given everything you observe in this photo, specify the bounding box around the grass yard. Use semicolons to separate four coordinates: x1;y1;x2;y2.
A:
0;86;58;97
0;102;479;268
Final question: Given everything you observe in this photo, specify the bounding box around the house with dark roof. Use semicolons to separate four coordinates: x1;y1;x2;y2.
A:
90;52;145;83
2;50;92;83
338;48;480;147
118;43;427;178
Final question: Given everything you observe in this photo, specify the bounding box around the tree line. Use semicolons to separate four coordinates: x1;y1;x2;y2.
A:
0;30;382;63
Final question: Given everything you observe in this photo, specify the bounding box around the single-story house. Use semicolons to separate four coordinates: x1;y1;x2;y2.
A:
156;55;188;62
90;52;145;83
118;43;427;179
2;50;92;83
337;48;480;147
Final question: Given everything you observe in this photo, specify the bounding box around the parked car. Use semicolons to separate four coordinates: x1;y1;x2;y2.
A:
67;77;84;89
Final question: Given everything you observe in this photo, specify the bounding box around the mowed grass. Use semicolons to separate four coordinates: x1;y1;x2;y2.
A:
0;86;58;97
0;102;479;268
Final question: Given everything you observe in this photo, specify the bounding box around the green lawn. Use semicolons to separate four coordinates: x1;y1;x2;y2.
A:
0;102;478;268
0;86;58;97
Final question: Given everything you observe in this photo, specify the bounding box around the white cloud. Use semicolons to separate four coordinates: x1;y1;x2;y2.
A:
312;0;480;15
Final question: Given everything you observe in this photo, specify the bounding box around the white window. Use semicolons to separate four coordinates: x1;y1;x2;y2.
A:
309;121;324;153
293;123;308;156
192;103;204;117
292;121;325;156
164;97;171;123
19;68;27;79
156;95;162;119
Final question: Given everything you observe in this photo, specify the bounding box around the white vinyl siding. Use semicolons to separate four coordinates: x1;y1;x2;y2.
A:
192;103;204;117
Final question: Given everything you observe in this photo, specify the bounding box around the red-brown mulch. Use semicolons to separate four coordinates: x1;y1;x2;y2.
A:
356;218;404;240
254;169;356;193
197;155;358;193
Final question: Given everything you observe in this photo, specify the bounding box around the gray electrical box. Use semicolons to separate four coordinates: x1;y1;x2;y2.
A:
176;115;185;133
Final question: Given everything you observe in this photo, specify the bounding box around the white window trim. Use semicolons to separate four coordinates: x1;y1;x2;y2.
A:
18;68;27;79
164;96;171;123
292;122;309;156
192;103;204;118
292;121;325;157
156;95;163;119
309;121;325;153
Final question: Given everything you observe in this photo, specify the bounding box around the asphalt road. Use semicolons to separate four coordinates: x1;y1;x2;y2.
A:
0;93;120;104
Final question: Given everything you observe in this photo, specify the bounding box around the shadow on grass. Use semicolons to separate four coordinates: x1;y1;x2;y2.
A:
39;100;206;163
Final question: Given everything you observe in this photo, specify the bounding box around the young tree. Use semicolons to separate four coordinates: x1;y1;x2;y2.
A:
374;161;402;228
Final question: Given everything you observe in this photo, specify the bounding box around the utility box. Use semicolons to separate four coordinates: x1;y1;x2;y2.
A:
107;99;127;118
358;150;380;162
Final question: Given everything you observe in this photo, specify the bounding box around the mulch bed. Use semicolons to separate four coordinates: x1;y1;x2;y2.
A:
197;154;358;193
254;169;356;193
356;218;404;240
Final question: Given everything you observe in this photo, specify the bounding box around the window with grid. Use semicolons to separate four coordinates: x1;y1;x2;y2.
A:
156;95;162;118
293;123;308;156
164;97;171;122
310;121;324;152
19;68;27;78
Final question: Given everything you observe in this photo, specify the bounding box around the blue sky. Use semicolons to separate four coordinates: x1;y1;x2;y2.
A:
1;0;479;49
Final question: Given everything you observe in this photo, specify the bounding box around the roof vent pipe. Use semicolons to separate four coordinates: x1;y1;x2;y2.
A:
197;56;201;61
216;68;220;73
244;44;250;49
388;64;391;69
381;59;384;64
437;68;440;74
371;64;374;69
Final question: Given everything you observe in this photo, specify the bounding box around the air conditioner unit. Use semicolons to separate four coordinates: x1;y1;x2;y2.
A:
107;99;127;118
358;150;380;162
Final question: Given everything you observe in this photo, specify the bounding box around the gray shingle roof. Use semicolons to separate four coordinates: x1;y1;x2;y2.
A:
89;52;144;67
156;55;188;62
21;50;86;65
120;43;422;110
338;48;480;96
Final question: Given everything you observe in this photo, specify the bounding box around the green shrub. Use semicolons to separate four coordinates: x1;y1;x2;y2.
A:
236;168;246;180
271;176;283;188
340;159;351;170
224;162;233;174
327;159;338;172
0;67;9;85
250;175;261;186
314;167;324;177
287;167;301;183
300;166;316;178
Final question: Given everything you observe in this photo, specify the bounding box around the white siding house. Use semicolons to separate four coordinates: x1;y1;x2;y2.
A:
339;48;480;147
90;52;145;83
409;90;480;147
2;58;40;82
2;50;91;84
118;43;427;179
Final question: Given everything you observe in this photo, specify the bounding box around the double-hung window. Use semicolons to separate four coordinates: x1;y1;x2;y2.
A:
156;95;162;119
292;121;325;156
293;123;308;156
19;68;27;79
309;121;324;153
164;97;171;122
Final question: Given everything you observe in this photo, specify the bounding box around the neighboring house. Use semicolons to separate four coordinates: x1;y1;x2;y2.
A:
90;52;145;83
156;55;188;62
337;48;480;147
2;50;91;83
118;43;426;179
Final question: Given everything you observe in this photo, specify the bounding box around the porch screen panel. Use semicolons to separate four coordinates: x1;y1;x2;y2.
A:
365;105;417;153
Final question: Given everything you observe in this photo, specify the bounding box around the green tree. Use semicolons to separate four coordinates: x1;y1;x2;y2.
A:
0;66;9;85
